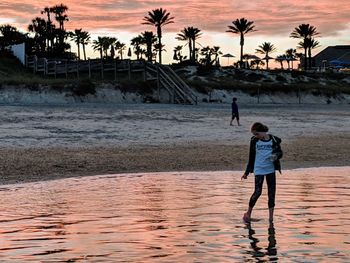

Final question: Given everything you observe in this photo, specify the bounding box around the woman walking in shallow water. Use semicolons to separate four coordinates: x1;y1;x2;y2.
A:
241;122;283;223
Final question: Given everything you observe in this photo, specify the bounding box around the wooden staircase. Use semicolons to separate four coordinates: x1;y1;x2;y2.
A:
145;62;197;105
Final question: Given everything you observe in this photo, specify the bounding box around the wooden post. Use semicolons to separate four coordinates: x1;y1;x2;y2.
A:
143;60;147;81
101;59;104;80
44;58;48;75
88;59;91;79
114;58;117;81
172;86;175;104
128;59;131;81
34;56;37;73
76;60;79;79
157;65;160;101
65;60;68;79
54;62;57;79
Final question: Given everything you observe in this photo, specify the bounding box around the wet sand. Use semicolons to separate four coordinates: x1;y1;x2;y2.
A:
0;103;349;185
0;168;349;261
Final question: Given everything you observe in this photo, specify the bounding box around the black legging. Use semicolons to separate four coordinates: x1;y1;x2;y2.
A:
249;172;276;208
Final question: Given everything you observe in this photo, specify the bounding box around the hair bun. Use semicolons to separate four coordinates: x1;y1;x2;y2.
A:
251;122;269;132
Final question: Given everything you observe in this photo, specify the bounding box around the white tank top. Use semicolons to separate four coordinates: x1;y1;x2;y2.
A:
254;138;275;175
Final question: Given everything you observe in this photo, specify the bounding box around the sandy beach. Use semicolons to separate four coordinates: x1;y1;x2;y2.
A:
0;103;349;185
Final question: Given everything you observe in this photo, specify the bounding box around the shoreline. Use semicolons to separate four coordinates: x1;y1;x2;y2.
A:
1;134;349;185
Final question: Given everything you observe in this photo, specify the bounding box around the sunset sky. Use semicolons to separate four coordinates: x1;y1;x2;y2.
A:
1;0;349;66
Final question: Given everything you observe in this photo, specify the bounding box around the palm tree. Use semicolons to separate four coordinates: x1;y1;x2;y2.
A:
176;28;191;61
115;41;126;59
41;7;54;50
285;48;297;70
298;38;320;69
242;54;255;68
142;8;174;64
173;45;185;62
52;4;69;31
250;59;265;69
51;3;69;51
80;30;90;60
275;55;287;69
141;31;157;62
131;35;143;60
28;18;48;52
92;37;103;59
70;28;82;60
199;46;222;66
105;37;117;58
255;42;276;69
226;18;256;68
211;46;223;65
290;24;320;70
307;38;320;69
153;43;166;59
199;46;212;66
92;36;112;59
176;26;202;63
0;24;26;50
41;7;53;23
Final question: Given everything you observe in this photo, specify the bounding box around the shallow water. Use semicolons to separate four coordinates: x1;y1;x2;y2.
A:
0;167;349;262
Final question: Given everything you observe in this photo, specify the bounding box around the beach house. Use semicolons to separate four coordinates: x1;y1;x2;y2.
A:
312;45;350;70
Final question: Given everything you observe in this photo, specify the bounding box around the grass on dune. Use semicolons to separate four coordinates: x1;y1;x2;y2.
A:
1;55;349;97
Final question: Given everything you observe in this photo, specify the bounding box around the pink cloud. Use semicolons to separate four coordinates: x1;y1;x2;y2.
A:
1;0;349;38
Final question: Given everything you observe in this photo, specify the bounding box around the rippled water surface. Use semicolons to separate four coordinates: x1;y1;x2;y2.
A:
0;167;349;262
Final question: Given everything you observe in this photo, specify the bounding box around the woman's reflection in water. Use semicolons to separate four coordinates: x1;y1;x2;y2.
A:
246;222;278;261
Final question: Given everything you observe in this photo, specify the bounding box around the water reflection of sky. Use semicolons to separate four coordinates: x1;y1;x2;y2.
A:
0;167;349;262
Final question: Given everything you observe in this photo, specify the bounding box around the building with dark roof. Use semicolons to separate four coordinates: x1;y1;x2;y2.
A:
312;45;350;69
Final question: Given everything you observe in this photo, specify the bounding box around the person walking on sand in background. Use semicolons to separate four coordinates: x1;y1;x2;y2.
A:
241;122;283;223
230;97;241;126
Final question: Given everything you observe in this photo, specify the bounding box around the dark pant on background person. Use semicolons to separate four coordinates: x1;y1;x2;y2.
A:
249;172;276;208
231;112;239;120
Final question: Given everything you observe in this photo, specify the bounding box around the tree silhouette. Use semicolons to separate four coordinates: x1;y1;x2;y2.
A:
176;26;202;63
52;4;69;31
173;45;186;62
80;30;90;60
115;40;126;59
52;3;69;52
298;38;320;69
0;24;27;51
227;18;256;68
41;7;54;51
70;28;82;60
307;38;320;69
92;36;112;59
28;18;48;53
275;55;287;69
199;46;222;66
143;8;174;64
290;24;320;70
255;42;276;69
285;48;297;70
141;31;157;62
131;35;144;60
250;59;265;69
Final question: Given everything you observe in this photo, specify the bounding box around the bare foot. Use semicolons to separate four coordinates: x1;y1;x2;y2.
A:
243;213;251;223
